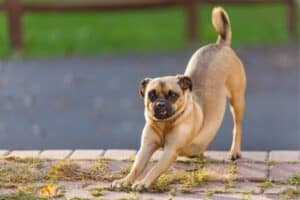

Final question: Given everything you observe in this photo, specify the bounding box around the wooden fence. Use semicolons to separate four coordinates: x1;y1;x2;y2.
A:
0;0;298;51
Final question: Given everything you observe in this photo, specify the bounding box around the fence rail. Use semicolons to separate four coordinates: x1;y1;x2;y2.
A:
0;0;298;51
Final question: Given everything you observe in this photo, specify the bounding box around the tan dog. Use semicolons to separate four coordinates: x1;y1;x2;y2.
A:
112;7;246;191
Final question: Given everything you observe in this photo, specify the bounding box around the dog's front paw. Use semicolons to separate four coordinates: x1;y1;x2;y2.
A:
111;178;131;190
131;181;150;192
228;149;241;161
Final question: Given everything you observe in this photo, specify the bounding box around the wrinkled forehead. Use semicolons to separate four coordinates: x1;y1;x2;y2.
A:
147;77;181;94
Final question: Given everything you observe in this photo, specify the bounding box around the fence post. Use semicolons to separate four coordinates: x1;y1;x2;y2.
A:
185;0;197;44
6;0;23;51
287;0;298;39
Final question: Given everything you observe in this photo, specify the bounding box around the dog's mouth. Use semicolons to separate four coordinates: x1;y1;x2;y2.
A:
153;107;173;120
154;110;170;119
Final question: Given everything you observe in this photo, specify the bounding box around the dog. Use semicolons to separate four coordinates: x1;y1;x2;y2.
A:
112;7;246;191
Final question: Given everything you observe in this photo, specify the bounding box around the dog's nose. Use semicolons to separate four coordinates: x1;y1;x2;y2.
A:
156;101;166;108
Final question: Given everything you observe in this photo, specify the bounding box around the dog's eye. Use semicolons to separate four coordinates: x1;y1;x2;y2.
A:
167;91;178;101
148;90;157;101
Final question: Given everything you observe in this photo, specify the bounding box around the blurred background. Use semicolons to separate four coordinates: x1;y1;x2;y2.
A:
0;0;298;150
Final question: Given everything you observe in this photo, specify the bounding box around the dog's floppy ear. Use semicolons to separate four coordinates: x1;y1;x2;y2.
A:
139;78;151;97
177;75;192;91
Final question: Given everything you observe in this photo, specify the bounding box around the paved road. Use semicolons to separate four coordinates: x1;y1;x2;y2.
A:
0;44;299;150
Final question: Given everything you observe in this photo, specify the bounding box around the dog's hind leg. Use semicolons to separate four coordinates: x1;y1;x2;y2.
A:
225;61;246;161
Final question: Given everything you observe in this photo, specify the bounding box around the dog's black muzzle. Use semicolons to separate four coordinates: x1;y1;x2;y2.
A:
153;100;173;120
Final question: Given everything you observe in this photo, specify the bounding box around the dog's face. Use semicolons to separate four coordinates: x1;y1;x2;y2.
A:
139;75;192;121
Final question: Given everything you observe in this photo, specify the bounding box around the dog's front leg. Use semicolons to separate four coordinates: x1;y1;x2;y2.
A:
131;146;177;191
112;126;159;189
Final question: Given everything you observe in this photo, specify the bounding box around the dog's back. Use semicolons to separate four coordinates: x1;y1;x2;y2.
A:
184;7;246;153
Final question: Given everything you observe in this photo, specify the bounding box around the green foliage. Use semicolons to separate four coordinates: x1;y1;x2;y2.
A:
0;5;298;57
289;173;300;186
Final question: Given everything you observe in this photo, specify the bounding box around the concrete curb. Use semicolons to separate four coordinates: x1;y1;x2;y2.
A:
1;150;299;162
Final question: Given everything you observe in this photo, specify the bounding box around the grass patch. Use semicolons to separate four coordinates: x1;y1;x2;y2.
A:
289;173;300;186
258;178;273;192
0;191;47;200
182;168;215;187
267;160;276;167
90;158;109;181
121;164;132;177
5;157;42;165
242;192;250;200
205;189;225;198
47;160;82;181
277;173;300;186
90;187;103;197
152;171;188;192
0;158;43;186
225;164;238;189
119;192;139;200
152;165;215;192
279;188;300;200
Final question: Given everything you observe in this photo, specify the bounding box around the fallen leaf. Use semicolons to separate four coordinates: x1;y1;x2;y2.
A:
40;184;56;196
4;156;16;161
40;184;65;197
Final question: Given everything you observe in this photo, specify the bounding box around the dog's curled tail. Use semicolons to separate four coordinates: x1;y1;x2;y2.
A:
212;7;231;46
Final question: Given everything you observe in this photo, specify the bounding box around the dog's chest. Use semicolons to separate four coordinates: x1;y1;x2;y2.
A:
152;122;174;147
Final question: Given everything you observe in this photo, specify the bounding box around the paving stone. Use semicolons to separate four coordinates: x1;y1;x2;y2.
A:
0;150;9;158
269;163;300;181
59;181;86;189
0;188;16;195
237;162;268;181
189;182;225;193
101;191;140;200
213;193;272;200
264;184;297;194
248;195;278;200
269;151;300;162
154;150;232;163
65;189;93;199
141;193;173;200
172;162;199;171
205;163;229;181
69;149;104;160
212;193;244;200
85;182;111;190
240;151;268;162
60;181;94;199
225;181;261;194
205;151;268;163
109;160;133;174
104;149;136;160
205;151;228;162
174;193;205;200
180;182;261;197
7;150;41;158
205;162;267;182
39;150;72;160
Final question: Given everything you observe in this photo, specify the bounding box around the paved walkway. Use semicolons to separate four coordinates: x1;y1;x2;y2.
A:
0;44;299;150
0;150;299;199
